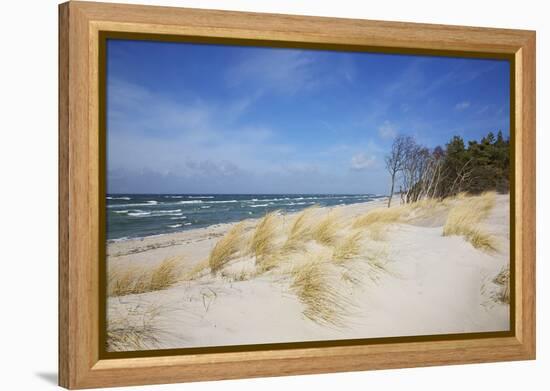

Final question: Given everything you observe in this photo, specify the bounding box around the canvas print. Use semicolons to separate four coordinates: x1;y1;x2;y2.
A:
105;39;511;352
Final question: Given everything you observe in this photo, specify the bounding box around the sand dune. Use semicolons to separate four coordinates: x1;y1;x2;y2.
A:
106;193;510;352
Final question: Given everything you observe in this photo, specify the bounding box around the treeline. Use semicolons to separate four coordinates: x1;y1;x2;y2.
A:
385;131;510;207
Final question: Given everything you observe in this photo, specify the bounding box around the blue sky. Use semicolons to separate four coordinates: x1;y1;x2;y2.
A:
106;39;510;194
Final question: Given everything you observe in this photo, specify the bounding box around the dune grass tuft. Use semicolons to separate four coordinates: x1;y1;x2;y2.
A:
208;222;246;274
492;266;510;304
255;252;283;274
443;191;498;251
290;253;347;326
281;206;317;253
183;258;210;280
332;231;363;263
352;207;406;229
106;304;163;351
409;197;441;210
249;211;280;260
108;257;181;297
311;212;340;246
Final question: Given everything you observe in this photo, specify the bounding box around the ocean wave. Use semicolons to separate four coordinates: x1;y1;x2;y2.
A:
188;196;215;199
108;200;159;208
128;211;151;217
207;200;238;204
247;197;289;202
201;206;211;209
170;216;187;220
184;222;192;226
154;209;182;214
250;204;269;208
113;210;129;214
278;202;313;206
109;236;130;242
177;200;203;204
165;195;183;198
167;224;182;228
106;196;131;200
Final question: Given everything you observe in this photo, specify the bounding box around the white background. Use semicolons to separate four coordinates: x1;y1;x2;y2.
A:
0;0;547;389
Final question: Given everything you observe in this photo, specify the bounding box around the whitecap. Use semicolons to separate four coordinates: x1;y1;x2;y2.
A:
167;224;182;228
128;211;151;217
108;201;161;208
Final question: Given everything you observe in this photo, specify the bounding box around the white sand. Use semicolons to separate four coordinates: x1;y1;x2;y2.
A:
107;195;510;351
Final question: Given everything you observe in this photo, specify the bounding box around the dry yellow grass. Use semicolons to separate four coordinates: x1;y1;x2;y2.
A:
443;191;498;251
492;266;510;304
365;222;390;241
290;253;347;326
106;304;163;351
183;258;209;280
255;252;283;274
249;211;279;259
208;222;246;273
108;257;181;297
364;250;391;282
332;231;363;263
409;197;441;210
311;212;340;246
281;206;317;253
352;206;406;229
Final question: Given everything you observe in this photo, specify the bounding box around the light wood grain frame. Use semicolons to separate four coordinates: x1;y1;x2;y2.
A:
59;1;536;389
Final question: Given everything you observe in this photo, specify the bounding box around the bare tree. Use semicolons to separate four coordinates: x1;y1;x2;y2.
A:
401;141;428;203
384;135;411;207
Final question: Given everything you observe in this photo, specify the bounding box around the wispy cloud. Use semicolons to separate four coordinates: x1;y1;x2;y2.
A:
378;121;398;140
107;78;374;193
350;153;377;171
225;49;355;96
455;101;471;111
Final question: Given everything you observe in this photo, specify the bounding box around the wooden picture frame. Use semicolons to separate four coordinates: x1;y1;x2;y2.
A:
59;1;536;389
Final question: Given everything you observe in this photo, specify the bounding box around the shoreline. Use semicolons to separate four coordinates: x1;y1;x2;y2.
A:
107;197;388;260
106;194;388;243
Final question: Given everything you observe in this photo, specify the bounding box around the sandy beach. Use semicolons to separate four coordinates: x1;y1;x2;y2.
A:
106;193;510;351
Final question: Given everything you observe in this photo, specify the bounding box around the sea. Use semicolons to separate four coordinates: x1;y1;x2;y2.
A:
106;194;385;241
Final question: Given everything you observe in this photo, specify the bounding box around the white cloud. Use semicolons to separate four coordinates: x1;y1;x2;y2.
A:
378;120;397;140
226;49;355;95
350;153;376;171
455;101;471;111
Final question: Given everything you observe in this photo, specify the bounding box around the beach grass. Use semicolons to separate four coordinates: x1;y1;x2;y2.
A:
108;257;181;297
183;258;210;280
443;191;498;251
106;304;162;351
290;253;347;326
249;211;280;260
492;266;510;304
281;206;317;253
332;231;363;263
312;212;340;246
352;206;406;229
208;222;246;274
